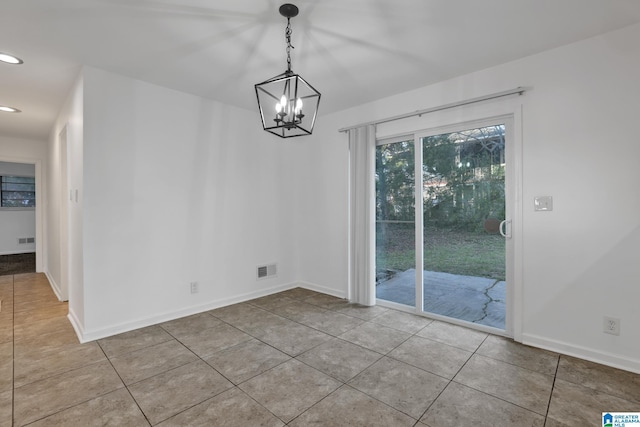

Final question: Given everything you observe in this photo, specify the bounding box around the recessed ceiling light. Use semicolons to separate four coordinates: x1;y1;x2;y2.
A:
0;52;23;64
0;106;21;113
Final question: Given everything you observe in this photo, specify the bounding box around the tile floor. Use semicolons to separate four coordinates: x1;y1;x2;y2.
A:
1;273;639;426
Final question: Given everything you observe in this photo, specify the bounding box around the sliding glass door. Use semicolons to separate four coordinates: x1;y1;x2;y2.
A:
375;119;512;331
375;137;416;308
421;124;506;329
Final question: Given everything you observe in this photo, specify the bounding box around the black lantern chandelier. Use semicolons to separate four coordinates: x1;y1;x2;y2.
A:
255;4;321;138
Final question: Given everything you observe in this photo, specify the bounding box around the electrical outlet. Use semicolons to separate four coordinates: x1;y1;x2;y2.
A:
190;282;198;294
603;316;620;336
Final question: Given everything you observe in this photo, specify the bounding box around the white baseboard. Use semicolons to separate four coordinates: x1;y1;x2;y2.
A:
67;309;85;342
73;281;349;343
59;275;640;376
45;271;65;302
76;281;300;343
522;333;640;374
0;250;35;256
296;281;347;299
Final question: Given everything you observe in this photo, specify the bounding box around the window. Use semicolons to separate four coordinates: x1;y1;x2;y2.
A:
1;176;36;207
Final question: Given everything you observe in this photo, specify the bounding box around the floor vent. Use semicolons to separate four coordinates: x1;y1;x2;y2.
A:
257;263;277;280
18;237;35;245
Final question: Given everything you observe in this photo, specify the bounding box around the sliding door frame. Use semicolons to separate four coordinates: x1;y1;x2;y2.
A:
375;106;523;341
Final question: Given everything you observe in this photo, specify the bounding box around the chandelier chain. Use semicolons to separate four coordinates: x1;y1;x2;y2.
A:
285;18;294;72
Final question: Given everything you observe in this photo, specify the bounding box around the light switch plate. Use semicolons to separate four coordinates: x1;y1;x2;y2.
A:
534;196;553;211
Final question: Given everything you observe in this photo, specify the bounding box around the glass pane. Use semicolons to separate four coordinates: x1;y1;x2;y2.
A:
422;124;505;329
1;176;36;207
2;176;34;184
375;139;416;307
1;199;35;207
3;191;35;200
2;183;35;191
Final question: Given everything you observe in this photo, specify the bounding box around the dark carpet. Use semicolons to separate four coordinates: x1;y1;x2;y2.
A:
0;253;36;276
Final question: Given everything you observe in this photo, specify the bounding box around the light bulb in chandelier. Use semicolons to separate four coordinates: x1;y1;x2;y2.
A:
275;95;287;116
294;98;303;116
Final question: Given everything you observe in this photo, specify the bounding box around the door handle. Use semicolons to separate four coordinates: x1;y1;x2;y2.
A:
499;220;512;239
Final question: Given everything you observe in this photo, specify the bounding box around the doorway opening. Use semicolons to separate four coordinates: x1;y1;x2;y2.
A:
0;161;37;276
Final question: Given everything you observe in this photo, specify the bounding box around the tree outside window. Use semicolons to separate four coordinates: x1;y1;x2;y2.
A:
1;176;36;207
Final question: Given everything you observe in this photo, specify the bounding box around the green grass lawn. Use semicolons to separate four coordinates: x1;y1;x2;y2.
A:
376;225;505;280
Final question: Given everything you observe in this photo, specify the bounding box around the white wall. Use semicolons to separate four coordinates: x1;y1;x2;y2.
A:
294;23;640;373
0;162;36;255
47;73;84;310
74;67;298;340
44;22;640;373
0;136;46;267
0;211;36;255
0;161;35;176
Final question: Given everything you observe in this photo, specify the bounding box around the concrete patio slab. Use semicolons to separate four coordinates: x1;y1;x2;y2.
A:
376;269;505;329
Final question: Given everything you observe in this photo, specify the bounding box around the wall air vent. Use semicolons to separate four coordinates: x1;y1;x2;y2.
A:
257;263;277;280
18;237;35;245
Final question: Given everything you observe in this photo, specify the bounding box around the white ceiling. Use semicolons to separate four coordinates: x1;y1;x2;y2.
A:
2;0;640;140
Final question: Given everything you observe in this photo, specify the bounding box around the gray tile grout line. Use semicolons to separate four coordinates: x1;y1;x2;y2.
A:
381;320;472;423
11;274;15;427
543;355;562;426
440;339;560;421
15;345;138;423
101;321;277;425
276;295;556;423
148;315;298;424
109;326;237;425
245;294;425;424
456;353;560;419
96;339;153;426
10;285;637;425
199;307;341;425
265;296;431;424
415;332;492;423
17;285;362;424
293;295;452;422
100;303;607;427
8;275;124;426
7;286;529;425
